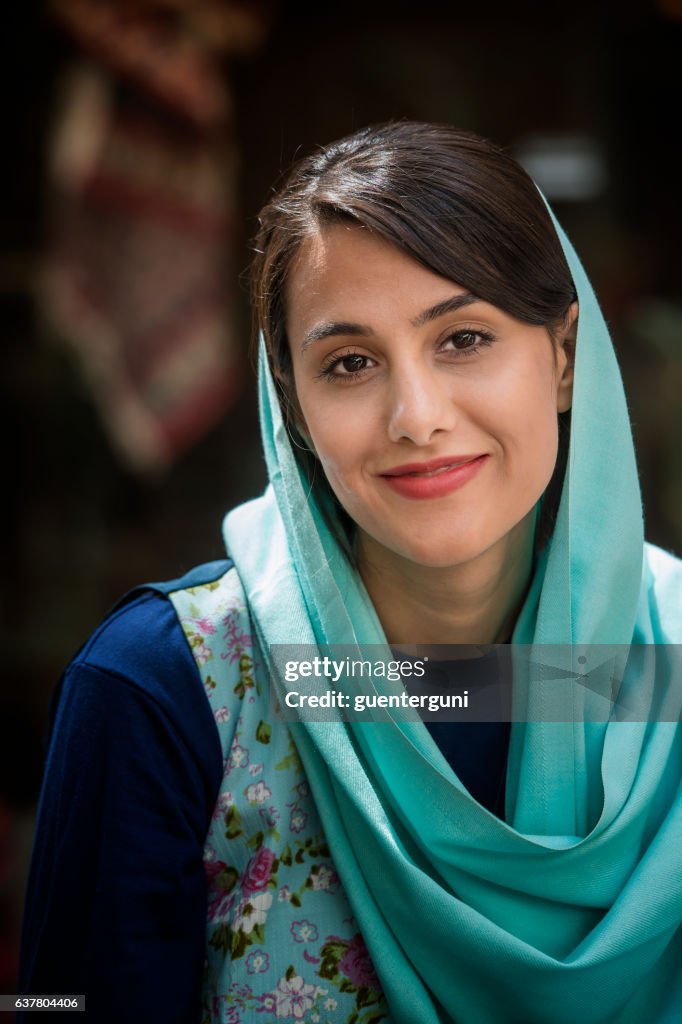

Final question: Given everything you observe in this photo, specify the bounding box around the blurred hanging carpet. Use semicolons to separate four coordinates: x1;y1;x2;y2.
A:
43;65;241;474
42;0;273;472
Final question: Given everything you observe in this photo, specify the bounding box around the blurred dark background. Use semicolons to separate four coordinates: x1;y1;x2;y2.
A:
1;0;680;996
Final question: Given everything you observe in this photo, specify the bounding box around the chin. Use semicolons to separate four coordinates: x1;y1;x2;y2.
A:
392;530;495;571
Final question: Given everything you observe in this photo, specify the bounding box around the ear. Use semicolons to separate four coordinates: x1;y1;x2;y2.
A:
556;301;578;414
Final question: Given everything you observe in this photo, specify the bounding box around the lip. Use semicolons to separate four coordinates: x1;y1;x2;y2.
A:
381;454;486;476
378;453;488;500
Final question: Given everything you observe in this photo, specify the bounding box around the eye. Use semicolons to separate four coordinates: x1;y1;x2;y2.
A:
317;350;376;381
337;354;370;374
441;328;495;355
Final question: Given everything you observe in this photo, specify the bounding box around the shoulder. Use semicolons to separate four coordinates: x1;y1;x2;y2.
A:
52;560;237;781
69;559;235;689
73;558;235;683
643;542;682;641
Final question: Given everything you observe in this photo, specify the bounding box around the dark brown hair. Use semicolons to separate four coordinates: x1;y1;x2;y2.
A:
250;120;576;550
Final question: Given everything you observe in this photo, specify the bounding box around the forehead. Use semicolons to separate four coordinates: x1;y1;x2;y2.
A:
285;224;466;331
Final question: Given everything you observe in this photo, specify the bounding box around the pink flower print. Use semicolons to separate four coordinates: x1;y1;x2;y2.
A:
203;843;218;863
212;996;226;1018
228;744;249;770
222;610;253;662
278;886;291;903
257;994;276;1013
272;973;318;1020
207;886;236;923
338;932;380;990
213;790;235;820
234;983;252;999
194;639;213;665
204;857;227;883
245;781;272;805
291;920;319;943
242;848;275;896
248;763;264;777
232;892;272;934
308;864;339;891
246;949;270;975
289;808;308;834
259;805;280;829
205;857;239;920
218;791;234;811
215;706;231;724
194;617;217;635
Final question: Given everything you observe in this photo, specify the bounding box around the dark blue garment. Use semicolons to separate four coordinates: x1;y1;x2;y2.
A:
18;565;227;1024
421;650;512;819
425;720;510;818
19;564;510;1021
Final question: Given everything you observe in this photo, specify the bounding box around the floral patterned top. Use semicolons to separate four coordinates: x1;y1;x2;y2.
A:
170;565;391;1024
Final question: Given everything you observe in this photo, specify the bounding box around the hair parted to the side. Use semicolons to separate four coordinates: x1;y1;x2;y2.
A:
249;120;577;552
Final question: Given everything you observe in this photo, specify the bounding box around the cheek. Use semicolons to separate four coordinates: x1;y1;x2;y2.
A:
296;390;370;494
309;424;368;500
493;367;560;483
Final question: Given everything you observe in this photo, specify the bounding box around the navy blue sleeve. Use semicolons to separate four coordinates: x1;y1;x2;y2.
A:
18;588;224;1022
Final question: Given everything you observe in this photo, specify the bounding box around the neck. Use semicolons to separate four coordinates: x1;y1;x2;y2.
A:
356;513;536;646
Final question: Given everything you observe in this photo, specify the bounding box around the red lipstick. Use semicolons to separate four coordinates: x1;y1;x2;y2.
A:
379;454;488;499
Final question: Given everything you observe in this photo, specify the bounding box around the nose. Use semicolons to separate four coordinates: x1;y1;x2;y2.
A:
386;364;458;445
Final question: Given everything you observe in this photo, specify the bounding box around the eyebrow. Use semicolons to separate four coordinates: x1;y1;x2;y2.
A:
300;292;480;351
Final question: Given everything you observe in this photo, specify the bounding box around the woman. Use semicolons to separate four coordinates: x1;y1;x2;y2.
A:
19;122;682;1023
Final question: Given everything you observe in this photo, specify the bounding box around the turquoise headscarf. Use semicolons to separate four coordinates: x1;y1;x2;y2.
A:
223;206;682;1023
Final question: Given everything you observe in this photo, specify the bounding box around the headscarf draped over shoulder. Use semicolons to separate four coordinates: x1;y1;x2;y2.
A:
222;202;682;1024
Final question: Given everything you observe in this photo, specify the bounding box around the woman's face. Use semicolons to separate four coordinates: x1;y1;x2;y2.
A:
286;224;575;571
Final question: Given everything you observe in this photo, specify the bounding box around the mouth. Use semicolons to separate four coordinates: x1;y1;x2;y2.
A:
380;454;487;477
378;454;489;500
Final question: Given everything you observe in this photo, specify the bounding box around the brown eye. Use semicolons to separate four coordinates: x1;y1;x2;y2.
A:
318;351;377;381
339;354;368;373
450;331;478;350
442;329;495;356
